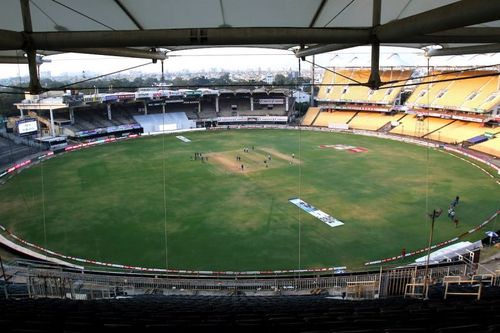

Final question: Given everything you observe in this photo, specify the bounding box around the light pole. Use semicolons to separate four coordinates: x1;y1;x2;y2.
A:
424;208;442;299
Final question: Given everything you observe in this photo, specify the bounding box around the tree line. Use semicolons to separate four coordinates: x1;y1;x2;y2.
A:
0;73;312;115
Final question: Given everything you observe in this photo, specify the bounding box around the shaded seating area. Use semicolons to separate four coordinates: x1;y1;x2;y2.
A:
470;136;500;158
0;289;499;332
424;121;491;144
0;136;41;169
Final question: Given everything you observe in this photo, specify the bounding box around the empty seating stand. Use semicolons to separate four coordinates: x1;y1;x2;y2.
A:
0;289;499;332
470;136;500;158
0;136;41;169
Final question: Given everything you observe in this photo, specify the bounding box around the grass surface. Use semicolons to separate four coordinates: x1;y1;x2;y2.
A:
0;129;498;271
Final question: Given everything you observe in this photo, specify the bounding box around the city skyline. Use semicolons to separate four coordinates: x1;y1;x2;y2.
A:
1;46;500;82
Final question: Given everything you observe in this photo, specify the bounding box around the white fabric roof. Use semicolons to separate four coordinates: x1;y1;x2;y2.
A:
1;0;498;31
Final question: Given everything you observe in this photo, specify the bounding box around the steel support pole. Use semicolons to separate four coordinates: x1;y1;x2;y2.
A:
295;44;359;58
0;55;46;65
427;43;500;57
368;42;381;89
58;47;167;60
423;215;435;299
49;108;55;137
2;27;500;52
310;55;315;106
369;0;382;90
25;28;371;49
423;209;441;299
20;0;43;95
376;0;500;41
107;103;112;121
26;49;42;94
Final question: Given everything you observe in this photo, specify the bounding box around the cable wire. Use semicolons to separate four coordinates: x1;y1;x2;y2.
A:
40;157;48;249
2;69;499;96
298;58;302;278
50;0;115;30
30;0;59;26
161;102;169;275
323;0;356;27
385;71;500;90
382;63;500;86
55;61;154;89
303;59;365;85
425;56;430;224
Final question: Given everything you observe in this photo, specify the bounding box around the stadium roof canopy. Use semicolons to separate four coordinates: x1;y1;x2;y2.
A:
1;0;500;93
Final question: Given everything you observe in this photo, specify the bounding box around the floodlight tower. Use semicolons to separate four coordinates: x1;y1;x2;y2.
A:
424;208;442;299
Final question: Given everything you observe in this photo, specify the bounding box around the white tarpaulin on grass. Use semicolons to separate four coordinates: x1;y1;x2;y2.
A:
289;198;344;228
176;135;191;142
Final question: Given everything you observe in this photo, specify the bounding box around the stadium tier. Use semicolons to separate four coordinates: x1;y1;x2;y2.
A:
301;107;320;126
406;71;500;112
389;116;454;138
313;110;357;127
133;113;195;133
368;70;413;103
1;291;500;332
470;135;500;157
0;135;41;169
461;76;499;112
348;112;405;131
424;120;492;144
318;69;412;105
407;72;460;108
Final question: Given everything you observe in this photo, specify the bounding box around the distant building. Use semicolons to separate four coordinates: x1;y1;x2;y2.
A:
292;90;310;103
265;73;274;85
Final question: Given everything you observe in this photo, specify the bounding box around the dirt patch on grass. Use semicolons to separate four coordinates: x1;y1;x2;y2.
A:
208;148;301;174
260;147;302;164
208;152;252;174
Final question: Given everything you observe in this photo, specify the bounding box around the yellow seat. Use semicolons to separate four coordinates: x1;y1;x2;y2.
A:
314;111;357;127
470;136;500;158
349;112;404;131
301;107;321;126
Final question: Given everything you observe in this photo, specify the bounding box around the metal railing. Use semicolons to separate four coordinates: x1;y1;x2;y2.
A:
0;260;471;300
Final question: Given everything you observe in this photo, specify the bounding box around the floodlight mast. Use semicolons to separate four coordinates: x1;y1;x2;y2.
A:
423;208;442;299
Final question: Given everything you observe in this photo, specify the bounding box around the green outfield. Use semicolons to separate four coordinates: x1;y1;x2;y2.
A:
0;129;498;271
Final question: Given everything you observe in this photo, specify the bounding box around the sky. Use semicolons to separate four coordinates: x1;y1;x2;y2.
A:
1;46;500;80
